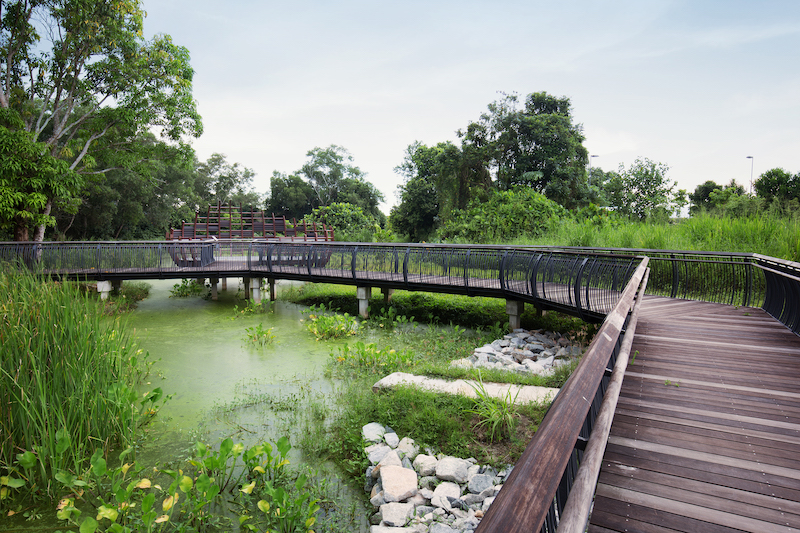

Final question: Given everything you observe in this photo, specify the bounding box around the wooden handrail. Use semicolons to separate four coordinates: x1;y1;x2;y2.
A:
556;266;650;532
475;257;649;533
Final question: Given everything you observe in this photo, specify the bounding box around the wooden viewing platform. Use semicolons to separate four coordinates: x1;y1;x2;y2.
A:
590;296;800;532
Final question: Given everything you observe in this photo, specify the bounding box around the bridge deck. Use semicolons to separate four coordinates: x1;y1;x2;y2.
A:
590;297;800;532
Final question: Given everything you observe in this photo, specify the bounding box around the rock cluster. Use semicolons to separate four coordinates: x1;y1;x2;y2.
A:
362;422;512;533
449;329;582;375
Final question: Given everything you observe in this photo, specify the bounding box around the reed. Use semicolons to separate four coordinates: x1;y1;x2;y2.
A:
0;268;149;497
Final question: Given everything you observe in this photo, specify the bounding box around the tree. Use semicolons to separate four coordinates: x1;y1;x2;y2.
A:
0;109;79;240
460;91;589;206
297;145;384;219
0;0;202;240
611;158;680;220
195;153;259;208
266;171;318;220
689;180;722;215
755;168;799;204
390;174;438;241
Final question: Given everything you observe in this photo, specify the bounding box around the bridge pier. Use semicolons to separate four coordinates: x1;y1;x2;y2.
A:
210;278;219;300
268;278;276;301
221;278;227;291
252;278;262;304
243;277;250;299
357;286;372;318
97;280;112;300
506;299;524;331
382;287;394;304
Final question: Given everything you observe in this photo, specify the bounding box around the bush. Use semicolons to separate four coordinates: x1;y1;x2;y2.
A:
437;187;567;243
302;202;382;242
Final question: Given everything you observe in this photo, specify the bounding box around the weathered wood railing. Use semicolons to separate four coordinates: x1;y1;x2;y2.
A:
475;258;649;533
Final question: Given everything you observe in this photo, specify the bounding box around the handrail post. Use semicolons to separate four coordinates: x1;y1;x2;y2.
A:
574;258;588;321
351;246;358;281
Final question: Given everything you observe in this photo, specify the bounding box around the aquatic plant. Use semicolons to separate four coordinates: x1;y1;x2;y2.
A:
329;341;416;374
0;268;163;501
244;323;276;346
304;304;359;340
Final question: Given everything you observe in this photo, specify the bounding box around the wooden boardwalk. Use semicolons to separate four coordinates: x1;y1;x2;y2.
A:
590;296;800;533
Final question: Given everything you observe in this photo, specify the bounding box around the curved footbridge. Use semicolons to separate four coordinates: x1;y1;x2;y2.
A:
3;241;800;532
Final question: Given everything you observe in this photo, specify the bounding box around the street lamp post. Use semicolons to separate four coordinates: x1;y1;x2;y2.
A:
746;156;754;195
588;155;599;185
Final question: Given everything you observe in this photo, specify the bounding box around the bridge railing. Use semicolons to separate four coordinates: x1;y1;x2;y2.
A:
475;257;650;533
755;254;800;334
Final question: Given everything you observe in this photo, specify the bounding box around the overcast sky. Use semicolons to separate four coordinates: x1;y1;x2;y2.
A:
143;0;800;213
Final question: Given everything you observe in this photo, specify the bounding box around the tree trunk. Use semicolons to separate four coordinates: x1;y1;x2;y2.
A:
32;199;53;242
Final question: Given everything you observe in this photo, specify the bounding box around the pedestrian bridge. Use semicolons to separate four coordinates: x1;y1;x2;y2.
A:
1;240;799;532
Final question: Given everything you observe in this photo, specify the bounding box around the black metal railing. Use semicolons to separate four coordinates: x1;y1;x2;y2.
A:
0;241;639;322
755;254;800;334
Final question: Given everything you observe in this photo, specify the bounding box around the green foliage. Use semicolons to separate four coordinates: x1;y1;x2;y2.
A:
437;186;567;242
755;167;800;204
303;202;382;242
0;109;82;241
329;341;417;374
390;157;440;241
610;157;681;220
467;372;521;443
244;323;276;347
0;0;202;241
266;172;318;220
304;304;360;340
245;474;320;533
169;278;207;298
0;270;163;501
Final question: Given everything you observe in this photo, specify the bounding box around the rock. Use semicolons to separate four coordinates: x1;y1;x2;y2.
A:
429;524;457;533
406;493;427;507
415;505;435;517
370;490;386;507
381;465;418;503
396;437;419;461
467;474;495;494
413;454;438;476
432;481;461;508
462;492;485;505
447;497;470;511
380;502;415;527
370;525;417;532
401;456;414;470
450;358;472;369
378;450;403;470
384;432;400;448
474;345;494;354
367;443;392;464
363;422;387;443
419;477;438;491
436;456;470;483
482;496;495;511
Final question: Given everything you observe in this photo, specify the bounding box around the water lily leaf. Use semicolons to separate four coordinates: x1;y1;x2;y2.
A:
195;473;210;493
257;500;270;514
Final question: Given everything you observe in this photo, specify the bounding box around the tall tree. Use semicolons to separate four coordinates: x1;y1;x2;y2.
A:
298;145;383;218
0;0;202;240
689;180;722;215
755;168;799;204
611;158;681;220
195;153;259;208
266;171;317;220
460;91;589;206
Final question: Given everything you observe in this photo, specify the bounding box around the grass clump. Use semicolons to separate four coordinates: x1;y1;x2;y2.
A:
0;269;162;503
303;304;360;340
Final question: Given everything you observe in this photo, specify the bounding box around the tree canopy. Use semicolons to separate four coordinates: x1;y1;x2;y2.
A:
0;0;202;240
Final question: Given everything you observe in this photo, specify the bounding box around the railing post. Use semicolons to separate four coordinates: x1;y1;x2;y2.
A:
670;253;679;298
574;258;589;321
351;246;358;281
403;247;409;288
499;250;508;294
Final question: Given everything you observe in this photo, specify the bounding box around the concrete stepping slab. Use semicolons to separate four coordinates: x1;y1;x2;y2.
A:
372;372;558;404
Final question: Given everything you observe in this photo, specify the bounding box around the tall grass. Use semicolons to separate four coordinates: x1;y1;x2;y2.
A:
513;213;800;261
0;268;152;497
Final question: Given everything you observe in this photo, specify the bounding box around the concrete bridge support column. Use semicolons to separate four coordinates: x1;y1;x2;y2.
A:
357;286;372;318
382;288;394;304
268;278;276;301
97;280;112;301
243;277;250;300
112;280;122;293
221;278;227;291
252;278;262;305
506;300;524;331
210;278;219;301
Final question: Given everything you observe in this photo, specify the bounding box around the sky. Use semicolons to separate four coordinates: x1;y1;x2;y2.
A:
143;0;800;214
